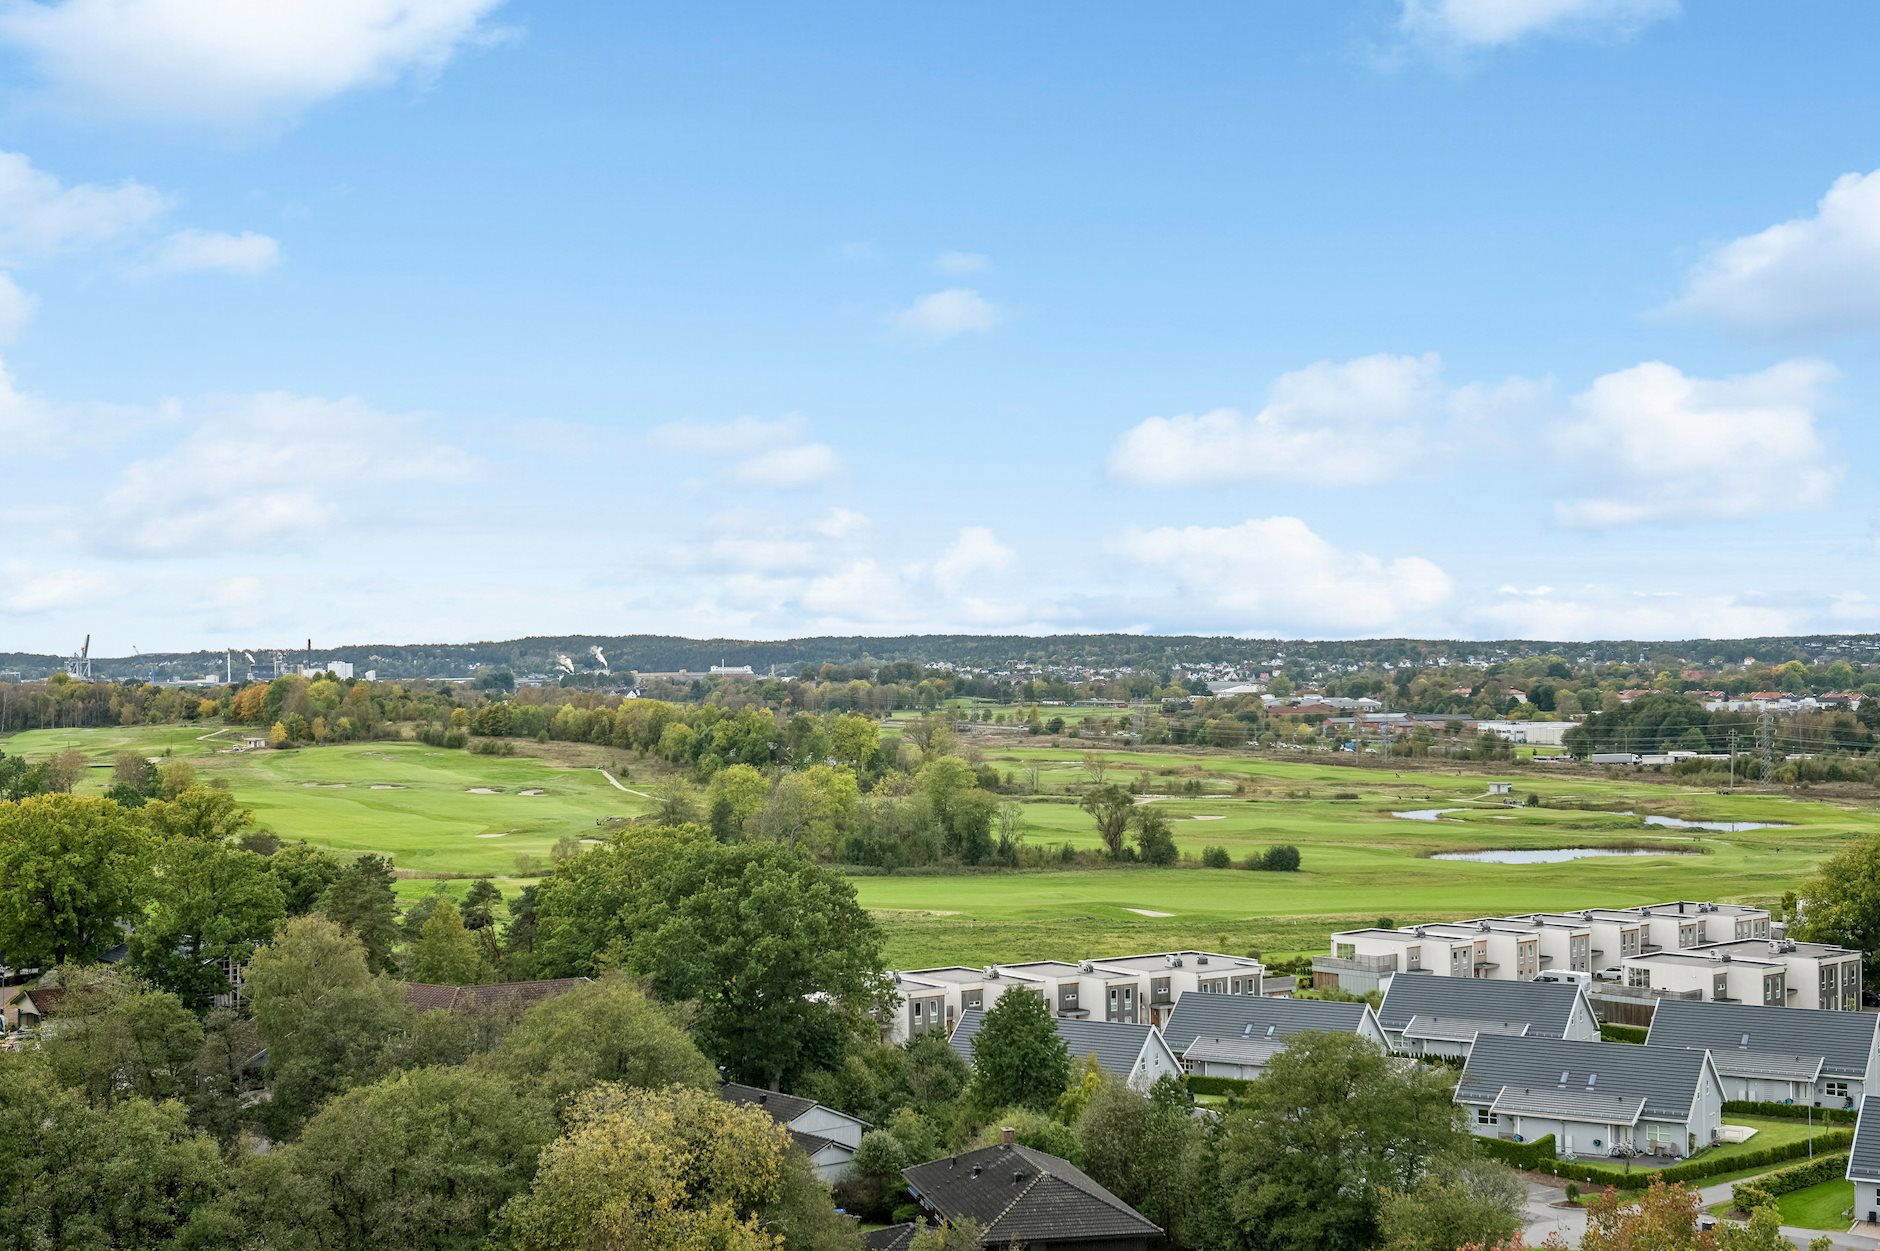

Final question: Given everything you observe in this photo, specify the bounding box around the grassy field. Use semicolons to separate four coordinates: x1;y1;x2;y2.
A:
1775;1179;1853;1229
2;724;655;881
5;725;1874;966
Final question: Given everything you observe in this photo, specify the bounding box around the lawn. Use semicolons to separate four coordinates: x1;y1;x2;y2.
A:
1776;1179;1853;1230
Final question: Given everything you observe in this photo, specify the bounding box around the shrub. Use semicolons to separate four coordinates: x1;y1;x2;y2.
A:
1534;1130;1852;1189
1599;1023;1648;1044
1476;1134;1555;1169
1200;846;1232;869
1730;1152;1850;1210
1723;1100;1857;1124
1184;1075;1255;1097
1564;1182;1580;1203
1261;845;1302;872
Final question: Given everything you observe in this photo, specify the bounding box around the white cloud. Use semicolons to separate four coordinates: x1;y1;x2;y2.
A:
800;558;913;621
2;567;112;612
650;413;807;453
1552;359;1837;527
933;250;989;274
138;228;280;277
891;288;1002;341
0;273;39;343
0;149;168;262
727;442;842;489
1110;352;1544;486
1113;517;1453;632
1478;586;1792;640
0;0;509;127
932;526;1015;593
1669;168;1880;339
1398;0;1676;48
0;356;54;441
810;507;871;541
100;392;476;554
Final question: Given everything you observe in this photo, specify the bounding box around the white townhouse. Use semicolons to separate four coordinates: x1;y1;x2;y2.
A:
947;1007;1182;1093
1619;939;1863;1012
1848;1096;1880;1224
1646;997;1880;1108
884;950;1268;1045
1457;1035;1727;1161
1377;973;1600;1061
1160;992;1387;1081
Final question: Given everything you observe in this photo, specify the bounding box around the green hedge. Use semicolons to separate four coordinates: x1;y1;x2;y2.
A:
1533;1129;1852;1190
1723;1100;1857;1124
1598;1023;1648;1044
1731;1152;1850;1211
1184;1075;1255;1097
1476;1134;1555;1169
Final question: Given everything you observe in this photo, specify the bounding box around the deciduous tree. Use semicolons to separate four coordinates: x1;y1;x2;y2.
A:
1080;784;1135;858
969;989;1070;1112
131;839;285;1009
0;794;150;966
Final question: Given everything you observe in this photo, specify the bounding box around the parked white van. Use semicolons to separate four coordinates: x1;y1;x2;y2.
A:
1532;970;1592;987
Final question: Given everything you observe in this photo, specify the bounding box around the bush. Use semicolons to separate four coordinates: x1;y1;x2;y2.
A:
1475;1134;1555;1170
1599;1023;1648;1044
1200;846;1232;869
1723;1100;1857;1123
1262;845;1302;872
1731;1152;1849;1210
1184;1075;1255;1097
1535;1130;1852;1189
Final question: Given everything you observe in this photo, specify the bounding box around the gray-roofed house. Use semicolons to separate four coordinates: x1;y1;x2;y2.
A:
948;1007;1181;1093
1458;1035;1725;1160
719;1081;867;1181
1378;972;1600;1060
1848;1096;1880;1223
1645;997;1880;1109
902;1134;1161;1250
1162;991;1387;1080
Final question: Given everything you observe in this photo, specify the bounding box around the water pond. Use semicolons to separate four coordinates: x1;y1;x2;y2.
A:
1431;847;1702;864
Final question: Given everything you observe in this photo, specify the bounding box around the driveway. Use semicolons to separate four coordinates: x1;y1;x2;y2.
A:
1519;1178;1880;1251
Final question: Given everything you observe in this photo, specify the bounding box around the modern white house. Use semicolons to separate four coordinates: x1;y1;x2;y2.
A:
1377;973;1600;1060
947;1007;1182;1093
1848;1096;1880;1224
1161;992;1387;1080
1645;998;1880;1108
1457;1035;1727;1161
885;950;1269;1044
1618;939;1863;1012
719;1081;868;1181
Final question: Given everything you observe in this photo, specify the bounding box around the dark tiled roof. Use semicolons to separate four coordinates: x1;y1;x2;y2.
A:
719;1081;819;1124
402;977;589;1013
790;1129;844;1158
1458;1035;1710;1121
949;1007;1156;1080
904;1143;1160;1245
1645;998;1879;1079
1379;974;1586;1037
862;1223;919;1251
1163;993;1368;1053
1849;1096;1880;1183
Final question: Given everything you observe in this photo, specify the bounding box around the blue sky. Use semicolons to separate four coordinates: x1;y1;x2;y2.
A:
2;0;1879;653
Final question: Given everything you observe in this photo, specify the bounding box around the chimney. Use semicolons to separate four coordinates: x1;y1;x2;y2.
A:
1000;1126;1015;1146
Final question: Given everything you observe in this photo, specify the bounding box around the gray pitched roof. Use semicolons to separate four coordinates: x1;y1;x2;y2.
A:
904;1143;1161;1244
1183;1037;1288;1067
1379;973;1587;1037
1162;993;1368;1054
1458;1035;1711;1121
719;1081;818;1125
1705;1052;1822;1083
1401;1015;1532;1044
1849;1096;1880;1183
949;1008;1155;1080
1491;1087;1646;1126
1645;998;1879;1079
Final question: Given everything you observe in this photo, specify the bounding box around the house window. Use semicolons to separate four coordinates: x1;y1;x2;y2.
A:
1764;975;1785;1005
1627;967;1651;989
1713;972;1728;1001
1646;1123;1674;1145
1476;1107;1497;1126
1826;1081;1851;1099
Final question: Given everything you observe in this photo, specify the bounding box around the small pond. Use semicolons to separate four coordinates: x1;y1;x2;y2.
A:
1635;814;1788;833
1431;847;1702;864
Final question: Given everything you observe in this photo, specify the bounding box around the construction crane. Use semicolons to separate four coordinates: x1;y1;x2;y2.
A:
64;634;92;680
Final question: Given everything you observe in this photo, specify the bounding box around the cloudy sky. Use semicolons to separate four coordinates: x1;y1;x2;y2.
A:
2;0;1878;653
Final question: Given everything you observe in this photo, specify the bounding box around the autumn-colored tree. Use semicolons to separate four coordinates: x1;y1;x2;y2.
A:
267;721;289;748
502;1083;791;1251
1579;1179;1711;1251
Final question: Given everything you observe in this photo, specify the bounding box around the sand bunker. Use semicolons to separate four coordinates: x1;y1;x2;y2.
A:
1187;814;1225;821
518;789;544;796
466;787;502;794
579;837;605;845
1124;908;1174;917
368;784;404;791
476;832;510;839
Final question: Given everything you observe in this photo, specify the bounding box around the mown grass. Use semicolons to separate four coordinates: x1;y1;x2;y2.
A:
1776;1178;1853;1229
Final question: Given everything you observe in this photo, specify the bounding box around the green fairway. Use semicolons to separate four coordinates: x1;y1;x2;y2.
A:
2;725;655;878
1775;1179;1852;1229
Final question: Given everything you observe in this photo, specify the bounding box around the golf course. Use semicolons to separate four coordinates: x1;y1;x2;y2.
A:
6;723;1873;966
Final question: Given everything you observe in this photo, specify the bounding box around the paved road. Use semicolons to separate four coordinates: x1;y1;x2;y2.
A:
1522;1179;1880;1250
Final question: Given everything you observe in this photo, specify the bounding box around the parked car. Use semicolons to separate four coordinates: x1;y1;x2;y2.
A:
1593;966;1625;982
